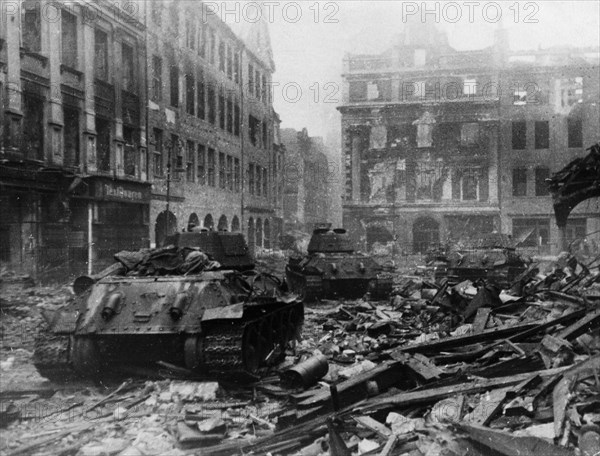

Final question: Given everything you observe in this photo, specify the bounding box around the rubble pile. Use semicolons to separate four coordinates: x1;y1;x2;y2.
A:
0;253;599;456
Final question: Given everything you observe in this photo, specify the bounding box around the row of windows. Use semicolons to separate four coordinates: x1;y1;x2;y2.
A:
22;4;138;93
512;167;550;197
151;1;269;106
511;118;582;150
151;129;242;192
248;163;269;197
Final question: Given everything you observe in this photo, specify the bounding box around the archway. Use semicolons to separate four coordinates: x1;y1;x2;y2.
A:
217;215;228;231
231;215;240;232
256;218;263;248
413;217;439;254
247;217;255;251
187;213;200;231
203;214;214;230
155;210;178;247
263;219;271;249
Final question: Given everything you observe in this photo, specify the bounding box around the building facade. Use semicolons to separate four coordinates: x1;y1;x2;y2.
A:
281;127;330;233
0;0;283;280
145;1;281;253
338;23;600;255
1;0;150;279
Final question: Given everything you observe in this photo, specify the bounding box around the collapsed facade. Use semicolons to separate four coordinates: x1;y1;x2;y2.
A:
339;23;600;255
0;0;283;279
281;128;330;233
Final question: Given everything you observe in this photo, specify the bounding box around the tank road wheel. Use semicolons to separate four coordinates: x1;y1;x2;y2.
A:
71;337;102;378
242;325;261;374
184;336;205;372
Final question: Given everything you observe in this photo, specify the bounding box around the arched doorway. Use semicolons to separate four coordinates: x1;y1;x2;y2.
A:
413;217;439;254
231;215;240;232
217;215;228;231
263;219;271;249
155;210;177;247
187;213;200;231
203;214;214;230
247;218;255;252
256;218;263;248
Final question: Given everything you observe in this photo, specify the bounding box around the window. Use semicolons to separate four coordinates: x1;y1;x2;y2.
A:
463;78;477;96
227;96;233;133
256;166;262;196
22;2;41;53
96;118;111;171
416;124;433;148
61;10;78;68
186;17;195;49
197;73;205;120
207;148;215;186
219;41;225;72
153;128;163;176
460;123;479;146
197;144;206;185
249;116;260;146
122;43;135;92
512;168;527;197
461;169;478;200
560;77;583;107
234;158;240;192
234;102;240;136
207;83;216;124
262;122;268;148
219;88;225;130
152;56;162;102
261;74;267;103
63;106;80;167
249;164;255;194
512;121;526;150
22;93;44;160
227;45;233;80
95;30;109;80
566;219;587;245
263;167;268;197
186;140;195;182
226;155;233;190
349;81;367;102
255;69;261;98
535;167;550;196
209;30;216;65
513;219;550;248
219;152;225;189
234;51;240;84
513;88;527;105
170;63;179;107
248;64;254;95
534;121;549;149
567;118;582;148
123;126;137;176
200;26;207;59
185;74;195;115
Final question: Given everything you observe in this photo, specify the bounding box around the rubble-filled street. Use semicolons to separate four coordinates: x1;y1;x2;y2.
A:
2;249;600;456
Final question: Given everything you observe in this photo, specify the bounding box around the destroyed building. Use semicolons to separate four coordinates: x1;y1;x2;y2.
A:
338;22;600;255
0;0;284;279
281;128;331;233
147;1;284;253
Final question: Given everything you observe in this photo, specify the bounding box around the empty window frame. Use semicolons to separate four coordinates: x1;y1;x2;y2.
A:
512;121;526;150
534;121;549;149
512;168;527;197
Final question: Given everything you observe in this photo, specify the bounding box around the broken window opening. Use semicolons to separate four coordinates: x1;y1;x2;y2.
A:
234;158;240;192
534;120;549;149
207;148;215;187
567;117;583;148
22;92;44;160
169;63;179;107
196;72;205;120
197;144;206;185
249;163;255;194
63;106;80;168
185;73;195;116
227;155;233;191
22;2;41;53
186;140;195;182
207;83;216;124
153;128;163;177
122;43;135;93
123;126;138;177
461;168;479;200
460;123;479;146
535;167;550;196
96;117;111;172
512;121;527;150
349;81;367;102
219;152;225;189
61;10;78;68
95;30;109;81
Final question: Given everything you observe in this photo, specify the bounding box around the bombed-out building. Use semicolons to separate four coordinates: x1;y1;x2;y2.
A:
281;128;330;233
146;1;282;253
339;23;600;255
0;0;150;278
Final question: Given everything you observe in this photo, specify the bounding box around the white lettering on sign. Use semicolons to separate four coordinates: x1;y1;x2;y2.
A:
104;184;143;201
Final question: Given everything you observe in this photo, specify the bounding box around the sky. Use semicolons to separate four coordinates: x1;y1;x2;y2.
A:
256;0;600;142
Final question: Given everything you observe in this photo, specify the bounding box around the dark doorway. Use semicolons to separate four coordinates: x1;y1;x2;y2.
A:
155;210;177;246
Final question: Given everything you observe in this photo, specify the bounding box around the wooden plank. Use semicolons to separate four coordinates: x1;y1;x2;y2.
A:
472;307;492;333
354;416;392;438
463;387;511;426
558;308;600;341
378;434;398;456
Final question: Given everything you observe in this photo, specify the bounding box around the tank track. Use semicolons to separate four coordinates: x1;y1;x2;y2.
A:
202;302;304;377
32;325;76;383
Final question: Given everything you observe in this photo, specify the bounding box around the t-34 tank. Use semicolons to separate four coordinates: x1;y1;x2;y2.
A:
33;230;304;381
285;227;393;302
445;233;529;288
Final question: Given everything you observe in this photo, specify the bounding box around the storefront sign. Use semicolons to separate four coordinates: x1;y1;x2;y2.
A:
89;178;150;202
103;183;143;201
